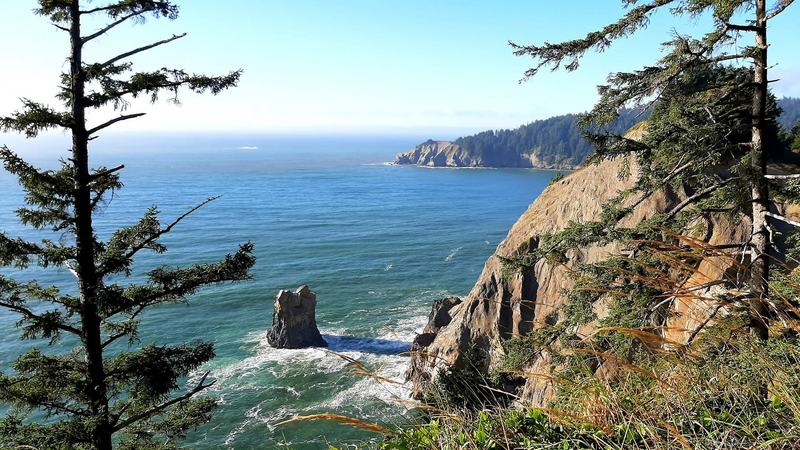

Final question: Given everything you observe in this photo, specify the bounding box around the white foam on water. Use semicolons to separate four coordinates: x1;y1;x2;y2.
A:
384;263;393;271
199;306;433;446
445;246;463;262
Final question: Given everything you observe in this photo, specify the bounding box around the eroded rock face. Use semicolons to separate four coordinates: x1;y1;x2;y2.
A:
395;141;480;167
394;140;580;169
406;154;772;404
266;285;327;349
406;297;462;398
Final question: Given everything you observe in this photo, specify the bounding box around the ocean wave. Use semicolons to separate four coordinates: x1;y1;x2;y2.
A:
445;246;463;262
196;308;430;446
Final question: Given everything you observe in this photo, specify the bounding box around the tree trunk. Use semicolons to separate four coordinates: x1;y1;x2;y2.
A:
749;0;770;341
69;1;112;449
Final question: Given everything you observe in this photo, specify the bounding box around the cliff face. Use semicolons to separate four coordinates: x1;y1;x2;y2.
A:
394;141;483;167
407;155;778;404
394;140;579;169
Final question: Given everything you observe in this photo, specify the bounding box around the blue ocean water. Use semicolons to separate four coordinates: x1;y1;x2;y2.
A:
0;134;563;449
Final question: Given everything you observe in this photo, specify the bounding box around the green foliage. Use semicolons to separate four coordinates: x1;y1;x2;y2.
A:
0;1;253;449
452;109;642;168
547;173;566;185
391;2;800;447
383;317;800;449
423;346;513;410
778;97;800;131
498;324;566;373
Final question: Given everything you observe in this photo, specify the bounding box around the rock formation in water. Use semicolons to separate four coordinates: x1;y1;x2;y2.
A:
266;285;327;349
406;145;797;403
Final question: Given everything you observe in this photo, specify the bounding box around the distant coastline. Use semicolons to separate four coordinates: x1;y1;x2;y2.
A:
389;160;574;171
395;97;800;170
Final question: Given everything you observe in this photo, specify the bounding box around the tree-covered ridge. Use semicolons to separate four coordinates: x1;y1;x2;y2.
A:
452;109;643;168
455;97;798;168
397;98;799;169
779;96;800;130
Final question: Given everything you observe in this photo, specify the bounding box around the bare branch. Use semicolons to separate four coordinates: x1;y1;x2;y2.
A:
82;10;147;43
90;165;126;182
81;5;119;15
767;0;795;19
87;113;146;135
725;23;763;32
766;211;800;227
112;372;216;431
764;173;800;180
100;33;187;68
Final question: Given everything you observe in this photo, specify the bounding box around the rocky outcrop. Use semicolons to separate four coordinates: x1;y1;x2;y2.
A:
405;152;798;404
406;297;462;398
266;285;327;349
394;140;579;169
394;141;482;167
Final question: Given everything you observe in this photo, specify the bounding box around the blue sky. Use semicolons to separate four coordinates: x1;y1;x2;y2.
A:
1;0;799;136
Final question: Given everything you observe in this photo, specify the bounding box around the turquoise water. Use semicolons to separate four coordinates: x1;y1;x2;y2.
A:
0;134;562;449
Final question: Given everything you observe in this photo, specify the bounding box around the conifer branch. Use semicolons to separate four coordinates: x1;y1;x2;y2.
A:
98;197;219;277
89;165;126;182
82;11;147;43
111;371;215;431
664;176;741;221
0;300;81;336
100;33;187;69
88;114;146;135
510;0;675;78
101;305;146;348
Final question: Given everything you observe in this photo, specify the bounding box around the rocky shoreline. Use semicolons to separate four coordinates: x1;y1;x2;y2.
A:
394;140;581;170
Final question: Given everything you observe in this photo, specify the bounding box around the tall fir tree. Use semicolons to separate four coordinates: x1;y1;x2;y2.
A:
511;0;795;339
0;1;255;449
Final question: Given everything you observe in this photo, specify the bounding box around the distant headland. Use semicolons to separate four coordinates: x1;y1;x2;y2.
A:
395;97;800;169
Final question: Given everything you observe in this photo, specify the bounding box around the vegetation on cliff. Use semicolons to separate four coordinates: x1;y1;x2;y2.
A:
451;110;642;168
396;98;799;169
375;0;800;449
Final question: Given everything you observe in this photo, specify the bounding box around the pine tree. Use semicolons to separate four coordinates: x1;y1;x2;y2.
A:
0;2;255;449
511;0;796;339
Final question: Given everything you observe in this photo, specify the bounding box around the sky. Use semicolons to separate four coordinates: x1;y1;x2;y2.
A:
0;0;799;136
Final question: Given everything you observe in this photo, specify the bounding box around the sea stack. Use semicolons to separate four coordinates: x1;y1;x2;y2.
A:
266;285;327;349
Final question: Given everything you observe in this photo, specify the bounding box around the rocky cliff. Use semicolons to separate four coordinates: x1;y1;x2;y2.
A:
394;140;580;169
394;141;484;168
407;153;795;404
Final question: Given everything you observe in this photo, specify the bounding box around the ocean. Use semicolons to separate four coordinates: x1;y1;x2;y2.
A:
0;134;563;449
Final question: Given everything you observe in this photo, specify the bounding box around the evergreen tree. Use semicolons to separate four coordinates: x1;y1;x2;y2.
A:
511;0;796;339
0;2;255;449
